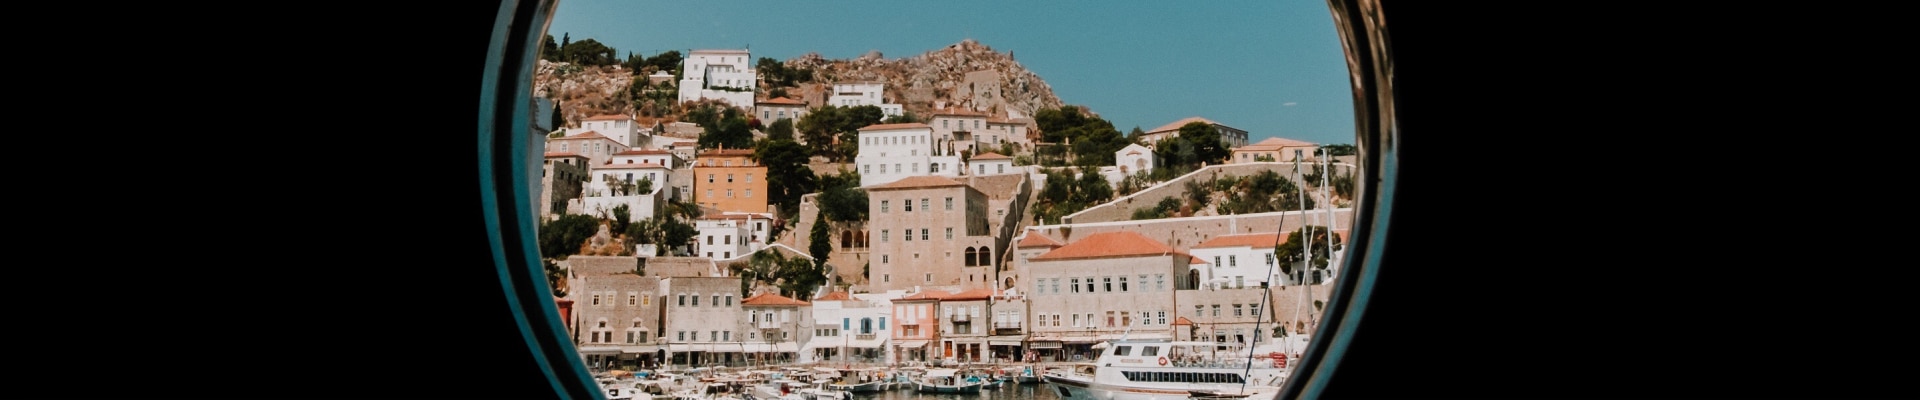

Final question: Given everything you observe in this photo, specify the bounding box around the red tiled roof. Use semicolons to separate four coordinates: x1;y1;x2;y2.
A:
932;108;989;117
593;162;667;169
1173;317;1194;326
868;175;966;190
1146;117;1221;134
615;149;673;155
559;130;609;140
814;291;853;301
1235;137;1317;151
698;149;756;157
1015;233;1064;249
583;114;631;121
758;97;805;105
971;152;1011;161
1030;231;1176;261
860;122;931;131
1193;233;1284;249
1190;256;1207;265
939;288;995;301
742;292;811;306
899;290;951;301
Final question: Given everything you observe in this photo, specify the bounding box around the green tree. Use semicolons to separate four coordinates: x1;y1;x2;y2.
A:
538;213;601;259
1274;225;1344;284
774;253;826;300
753;138;817;218
549;99;565;131
809;209;832;270
611;204;631;234
1176;121;1230;166
540;34;560;62
817;170;868;223
1318;144;1357;157
765;118;795;141
1071;169;1113;205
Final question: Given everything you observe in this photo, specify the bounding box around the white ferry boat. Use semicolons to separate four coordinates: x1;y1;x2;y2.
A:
1042;340;1291;400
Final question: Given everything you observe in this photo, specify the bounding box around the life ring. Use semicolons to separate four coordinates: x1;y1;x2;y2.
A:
1157;357;1168;366
1274;356;1288;368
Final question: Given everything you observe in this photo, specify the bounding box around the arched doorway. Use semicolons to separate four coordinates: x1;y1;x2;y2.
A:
1188;270;1200;290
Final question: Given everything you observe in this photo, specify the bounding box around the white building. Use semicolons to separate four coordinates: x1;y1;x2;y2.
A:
578;161;669;221
986;116;1036;151
854;123;963;187
1188;233;1283;290
678;49;757;109
969;152;1015;176
801;290;898;363
694;213;775;261
580;113;649;148
1115;143;1154;177
828;82;904;117
610;149;683;169
548;130;631;167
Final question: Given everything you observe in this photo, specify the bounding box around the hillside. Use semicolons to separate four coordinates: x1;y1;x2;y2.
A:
533;39;1069;128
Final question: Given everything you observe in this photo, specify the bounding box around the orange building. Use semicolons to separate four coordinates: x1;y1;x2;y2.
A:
691;148;770;214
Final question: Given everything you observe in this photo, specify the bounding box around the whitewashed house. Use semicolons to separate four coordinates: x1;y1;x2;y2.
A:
854;123;962;187
828;82;904;118
678;49;757;109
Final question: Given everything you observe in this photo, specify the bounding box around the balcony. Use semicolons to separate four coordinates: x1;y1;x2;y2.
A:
757;320;778;329
856;333;876;340
993;322;1023;335
951;314;970;322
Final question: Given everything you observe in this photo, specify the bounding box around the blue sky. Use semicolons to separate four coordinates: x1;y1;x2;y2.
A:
545;0;1355;146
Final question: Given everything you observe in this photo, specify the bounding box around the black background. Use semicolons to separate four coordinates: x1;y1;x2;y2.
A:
22;1;1897;398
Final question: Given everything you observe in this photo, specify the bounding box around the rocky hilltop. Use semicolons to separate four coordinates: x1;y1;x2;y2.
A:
534;39;1066;127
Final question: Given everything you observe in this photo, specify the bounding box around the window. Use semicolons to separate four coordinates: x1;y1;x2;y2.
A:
1195;305;1204;317
1072;314;1081;327
711;331;718;341
628;294;636;306
1158;311;1167;325
864;164;871;174
727;174;734;183
905;200;912;212
678;331;685;341
883;273;890;282
746;174;752;183
1052;278;1060;293
925;273;933;282
883;255;889;264
920;198;929;211
707;236;714;245
1104;277;1113;292
1120;277;1129;292
882;230;889;242
725;236;732;245
727;189;733;198
1234;304;1244;317
921;229;929;241
1107;311;1116;327
1215;256;1222;268
691;294;699;307
1230;255;1237;267
998;164;1005;174
678;294;686;306
946;228;954;239
881;200;889;213
1115;346;1133;356
1084;277;1095;293
707;174;714;183
1035;280;1044;295
945;197;954;210
591;294;600;306
745;189;751;198
1212;305;1221;317
1235;276;1245;288
726;295;734;307
1157;274;1166;291
904;228;912;241
1266;253;1275;266
1070;278;1080;293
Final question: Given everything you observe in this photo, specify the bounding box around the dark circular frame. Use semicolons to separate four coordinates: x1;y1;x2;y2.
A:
473;0;1395;398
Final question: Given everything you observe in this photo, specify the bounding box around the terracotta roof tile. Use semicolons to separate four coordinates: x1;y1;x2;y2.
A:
742;292;811;306
583;114;631;121
868;175;966;190
1173;316;1195;326
859;122;931;131
814;291;853;301
615;149;674;155
559;130;608;140
698;149;756;157
1146;117;1219;134
939;288;995;301
970;152;1011;161
899;290;951;301
1190;256;1207;265
757;97;806;105
593;162;668;169
1030;231;1177;261
1016;233;1065;248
